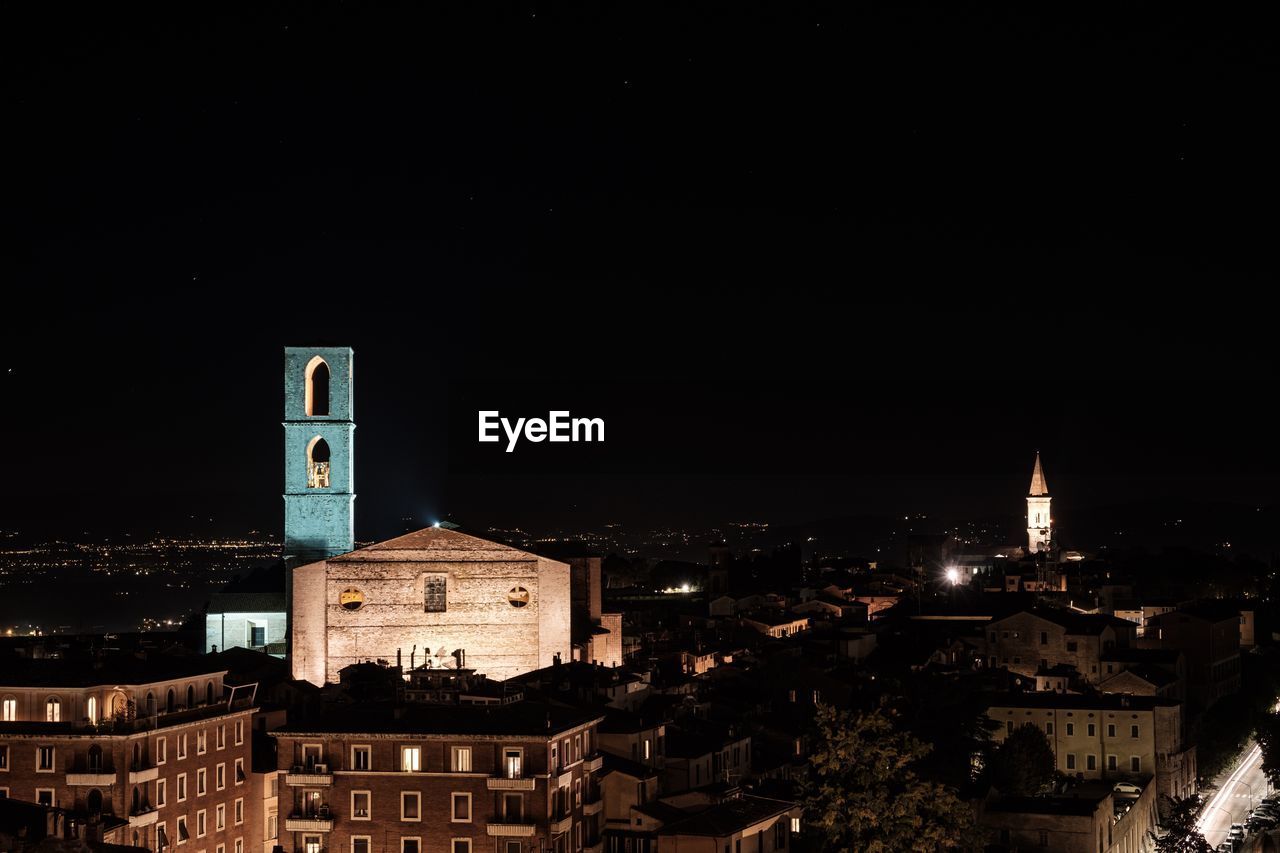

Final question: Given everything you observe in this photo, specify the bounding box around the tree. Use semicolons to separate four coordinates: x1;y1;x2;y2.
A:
987;723;1056;796
1147;794;1212;853
801;701;979;852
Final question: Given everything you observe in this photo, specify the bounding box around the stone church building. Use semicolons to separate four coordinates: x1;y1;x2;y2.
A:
290;526;572;684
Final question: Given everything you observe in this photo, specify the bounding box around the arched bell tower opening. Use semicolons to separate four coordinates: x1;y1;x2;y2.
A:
305;356;330;417
306;437;331;488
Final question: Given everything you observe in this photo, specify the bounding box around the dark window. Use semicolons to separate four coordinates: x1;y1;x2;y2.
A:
1131;725;1139;738
1131;756;1140;771
1040;632;1048;645
250;625;266;646
424;576;447;612
1039;829;1049;847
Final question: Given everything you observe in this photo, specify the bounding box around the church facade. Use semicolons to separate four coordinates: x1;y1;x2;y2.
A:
290;526;572;684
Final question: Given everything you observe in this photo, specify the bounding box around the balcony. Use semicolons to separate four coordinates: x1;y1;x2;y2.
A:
67;770;117;786
486;822;537;838
129;808;159;828
583;798;603;817
285;766;334;786
486;777;537;791
583;754;603;772
551;814;574;835
129;764;159;784
285;815;335;832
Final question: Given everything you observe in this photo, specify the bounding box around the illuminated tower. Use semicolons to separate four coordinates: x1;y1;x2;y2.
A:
1026;451;1051;553
283;346;355;563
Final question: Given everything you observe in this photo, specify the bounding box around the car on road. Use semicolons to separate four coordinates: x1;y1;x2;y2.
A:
1229;823;1246;841
1112;782;1142;797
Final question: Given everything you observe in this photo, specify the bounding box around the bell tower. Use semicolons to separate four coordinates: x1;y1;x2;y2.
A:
1026;451;1051;554
283;346;355;564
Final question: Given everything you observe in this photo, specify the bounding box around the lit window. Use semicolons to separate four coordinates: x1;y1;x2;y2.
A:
401;747;420;772
46;697;61;722
37;746;55;772
2;697;16;721
352;791;371;819
451;747;472;773
352;746;371;771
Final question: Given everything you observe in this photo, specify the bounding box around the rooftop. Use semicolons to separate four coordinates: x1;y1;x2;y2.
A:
329;527;545;563
656;795;797;837
271;698;601;737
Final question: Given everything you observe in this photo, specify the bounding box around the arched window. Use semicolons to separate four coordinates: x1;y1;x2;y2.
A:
87;696;98;724
131;786;141;814
88;744;104;770
166;688;176;714
185;685;195;709
307;436;331;489
46;696;61;722
205;682;214;705
145;692;156;717
305;357;330;417
88;789;103;814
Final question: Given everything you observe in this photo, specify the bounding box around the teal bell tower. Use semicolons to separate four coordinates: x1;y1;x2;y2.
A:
283;346;355;564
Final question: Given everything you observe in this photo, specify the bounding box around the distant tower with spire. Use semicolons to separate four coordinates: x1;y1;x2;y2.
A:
1026;451;1052;553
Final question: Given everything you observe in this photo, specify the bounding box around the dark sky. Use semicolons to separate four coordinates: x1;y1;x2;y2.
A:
3;3;1276;542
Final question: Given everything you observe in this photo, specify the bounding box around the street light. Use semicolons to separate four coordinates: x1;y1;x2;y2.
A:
945;567;960;585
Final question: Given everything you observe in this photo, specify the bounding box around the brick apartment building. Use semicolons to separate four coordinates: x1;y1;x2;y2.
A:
0;658;260;853
270;667;604;853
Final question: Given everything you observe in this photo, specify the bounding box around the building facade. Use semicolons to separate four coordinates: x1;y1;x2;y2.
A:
291;527;572;685
270;696;604;853
986;692;1196;810
0;662;260;853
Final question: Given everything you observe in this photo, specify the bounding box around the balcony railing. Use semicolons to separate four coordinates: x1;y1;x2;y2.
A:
129;763;159;784
285;815;334;832
583;754;604;772
583;798;603;816
486;822;537;838
129;807;159;827
67;770;118;786
486;777;537;791
551;814;574;835
285;767;334;786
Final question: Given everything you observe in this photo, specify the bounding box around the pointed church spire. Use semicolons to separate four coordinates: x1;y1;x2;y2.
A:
1029;451;1049;496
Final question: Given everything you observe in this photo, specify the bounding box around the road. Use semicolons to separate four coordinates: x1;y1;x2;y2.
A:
1197;741;1271;848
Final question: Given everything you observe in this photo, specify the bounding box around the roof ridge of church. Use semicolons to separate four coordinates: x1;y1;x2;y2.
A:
330;525;539;560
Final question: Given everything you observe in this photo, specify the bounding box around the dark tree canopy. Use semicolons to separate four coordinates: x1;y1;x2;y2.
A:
801;702;978;852
988;723;1056;796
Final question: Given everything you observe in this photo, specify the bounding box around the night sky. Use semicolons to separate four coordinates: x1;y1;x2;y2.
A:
4;4;1276;545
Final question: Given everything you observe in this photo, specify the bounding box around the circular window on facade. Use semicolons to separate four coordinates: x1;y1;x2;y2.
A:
508;586;530;608
339;588;366;611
